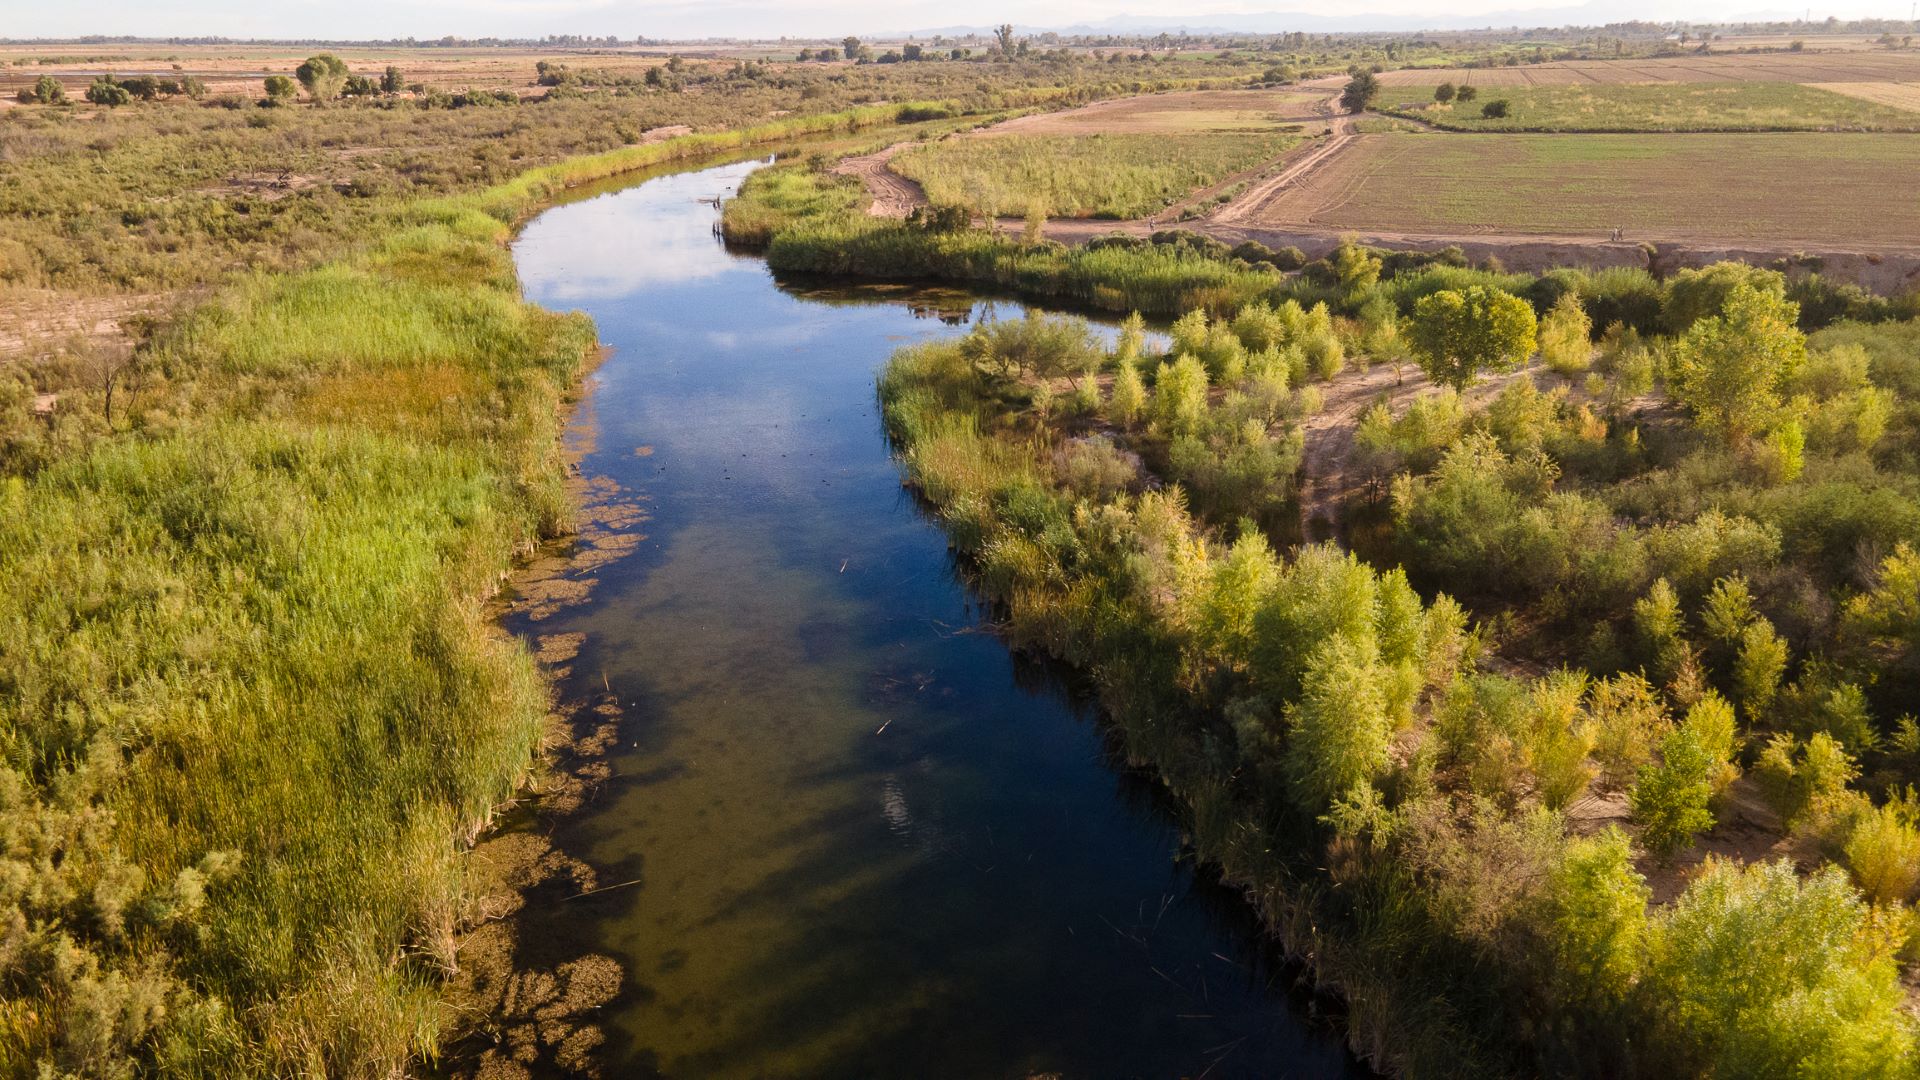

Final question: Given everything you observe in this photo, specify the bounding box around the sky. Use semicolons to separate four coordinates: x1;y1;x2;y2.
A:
7;0;1917;42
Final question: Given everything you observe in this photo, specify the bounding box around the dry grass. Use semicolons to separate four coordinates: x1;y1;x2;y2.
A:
1813;80;1920;112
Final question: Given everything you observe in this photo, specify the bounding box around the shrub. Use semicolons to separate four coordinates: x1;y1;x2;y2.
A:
1537;291;1594;375
1845;800;1920;905
1284;633;1394;812
1481;98;1512;119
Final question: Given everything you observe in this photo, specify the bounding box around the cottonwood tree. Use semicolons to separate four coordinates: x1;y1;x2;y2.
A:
1407;285;1538;392
295;54;349;101
1537;291;1594;375
1341;69;1379;113
1667;282;1805;444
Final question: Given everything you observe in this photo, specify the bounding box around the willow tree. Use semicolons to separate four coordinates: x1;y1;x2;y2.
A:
1667;282;1805;444
1407;285;1538;392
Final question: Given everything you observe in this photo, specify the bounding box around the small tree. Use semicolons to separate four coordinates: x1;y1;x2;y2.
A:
295;54;349;101
1481;98;1512;119
1456;84;1479;103
842;37;861;60
1537;291;1593;375
1407;285;1538;392
1667;282;1806;444
85;76;131;107
30;75;66;105
1341;69;1380;113
263;75;298;104
381;65;405;93
995;24;1017;58
1434;81;1456;103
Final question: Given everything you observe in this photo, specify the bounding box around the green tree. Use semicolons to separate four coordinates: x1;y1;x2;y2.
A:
1152;355;1209;437
1631;712;1723;859
1481;98;1512;119
1542;826;1649;1003
1668;282;1806;443
1434;81;1456;102
85;76;131;107
1331;236;1381;298
1733;620;1788;721
381;65;405;93
1407;285;1538;392
1845;800;1920;905
1536;291;1593;375
1646;859;1915;1078
29;75;66;104
842;36;862;60
1456;84;1479;102
1110;361;1146;427
1341;69;1380;113
295;54;350;101
1284;633;1393;812
995;24;1017;57
263;74;298;103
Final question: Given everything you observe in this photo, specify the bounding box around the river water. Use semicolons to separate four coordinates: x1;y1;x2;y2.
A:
506;156;1364;1079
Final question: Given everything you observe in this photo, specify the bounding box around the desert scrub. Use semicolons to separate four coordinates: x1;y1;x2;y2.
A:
890;131;1298;218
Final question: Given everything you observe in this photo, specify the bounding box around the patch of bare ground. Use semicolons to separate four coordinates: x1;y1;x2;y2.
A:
1568;775;1805;906
0;287;169;360
831;141;927;219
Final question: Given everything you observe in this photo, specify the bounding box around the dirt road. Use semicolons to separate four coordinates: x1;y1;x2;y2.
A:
830;143;927;219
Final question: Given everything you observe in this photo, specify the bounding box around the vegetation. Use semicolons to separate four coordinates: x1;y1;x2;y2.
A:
890;130;1298;219
1379;80;1920;132
869;225;1920;1072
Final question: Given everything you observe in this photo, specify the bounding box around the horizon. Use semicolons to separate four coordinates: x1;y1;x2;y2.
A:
8;2;1918;45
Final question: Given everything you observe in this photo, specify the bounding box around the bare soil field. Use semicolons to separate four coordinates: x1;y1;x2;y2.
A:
1235;131;1920;249
1375;49;1920;88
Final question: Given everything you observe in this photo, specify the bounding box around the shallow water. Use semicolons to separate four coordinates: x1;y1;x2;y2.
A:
508;158;1364;1079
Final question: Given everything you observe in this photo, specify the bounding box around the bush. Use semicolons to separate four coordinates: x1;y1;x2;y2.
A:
1481;99;1512;119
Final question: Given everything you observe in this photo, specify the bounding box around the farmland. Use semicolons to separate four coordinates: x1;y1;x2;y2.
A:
891;129;1301;218
1380;81;1920;131
1242;131;1920;246
982;86;1334;134
1371;48;1920;87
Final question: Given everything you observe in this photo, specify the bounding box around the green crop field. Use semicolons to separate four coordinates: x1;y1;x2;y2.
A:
1381;81;1920;132
891;130;1299;218
1271;132;1920;244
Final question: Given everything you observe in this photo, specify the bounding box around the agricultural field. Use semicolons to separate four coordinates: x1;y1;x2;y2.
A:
984;86;1334;135
1380;81;1920;131
1371;48;1920;87
1250;131;1920;246
1817;80;1920;112
892;129;1301;218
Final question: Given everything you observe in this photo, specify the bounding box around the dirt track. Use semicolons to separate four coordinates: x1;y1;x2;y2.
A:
830;143;926;219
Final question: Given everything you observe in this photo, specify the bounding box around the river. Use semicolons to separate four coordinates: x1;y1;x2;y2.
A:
504;155;1365;1079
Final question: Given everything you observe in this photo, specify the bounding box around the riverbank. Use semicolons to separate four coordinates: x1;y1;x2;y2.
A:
0;99;1079;1074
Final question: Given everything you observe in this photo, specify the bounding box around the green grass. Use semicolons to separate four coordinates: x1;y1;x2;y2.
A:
1379;81;1920;132
891;131;1298;218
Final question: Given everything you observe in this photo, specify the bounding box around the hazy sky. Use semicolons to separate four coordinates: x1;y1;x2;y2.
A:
10;0;1916;42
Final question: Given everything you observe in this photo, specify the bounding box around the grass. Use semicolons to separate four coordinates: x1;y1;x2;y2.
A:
890;131;1298;218
0;99;1080;1075
1274;132;1920;244
1377;81;1920;132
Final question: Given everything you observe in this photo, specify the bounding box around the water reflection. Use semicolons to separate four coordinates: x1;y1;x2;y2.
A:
508;157;1364;1079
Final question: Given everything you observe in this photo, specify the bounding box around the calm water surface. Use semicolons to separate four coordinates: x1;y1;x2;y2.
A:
508;158;1364;1079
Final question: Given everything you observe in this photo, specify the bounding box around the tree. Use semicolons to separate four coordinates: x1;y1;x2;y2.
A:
1341;69;1379;113
263;75;298;104
995;24;1017;57
1331;236;1381;297
1152;355;1209;436
1631;722;1717;859
180;75;207;99
381;65;405;93
1537;291;1593;375
1481;98;1512;119
1284;633;1393;812
1434;81;1456;103
85;76;131;107
1646;859;1915;1077
1110;361;1146;426
1667;282;1806;443
842;36;861;60
295;54;349;101
25;75;66;105
1406;285;1537;392
1456;84;1479;103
